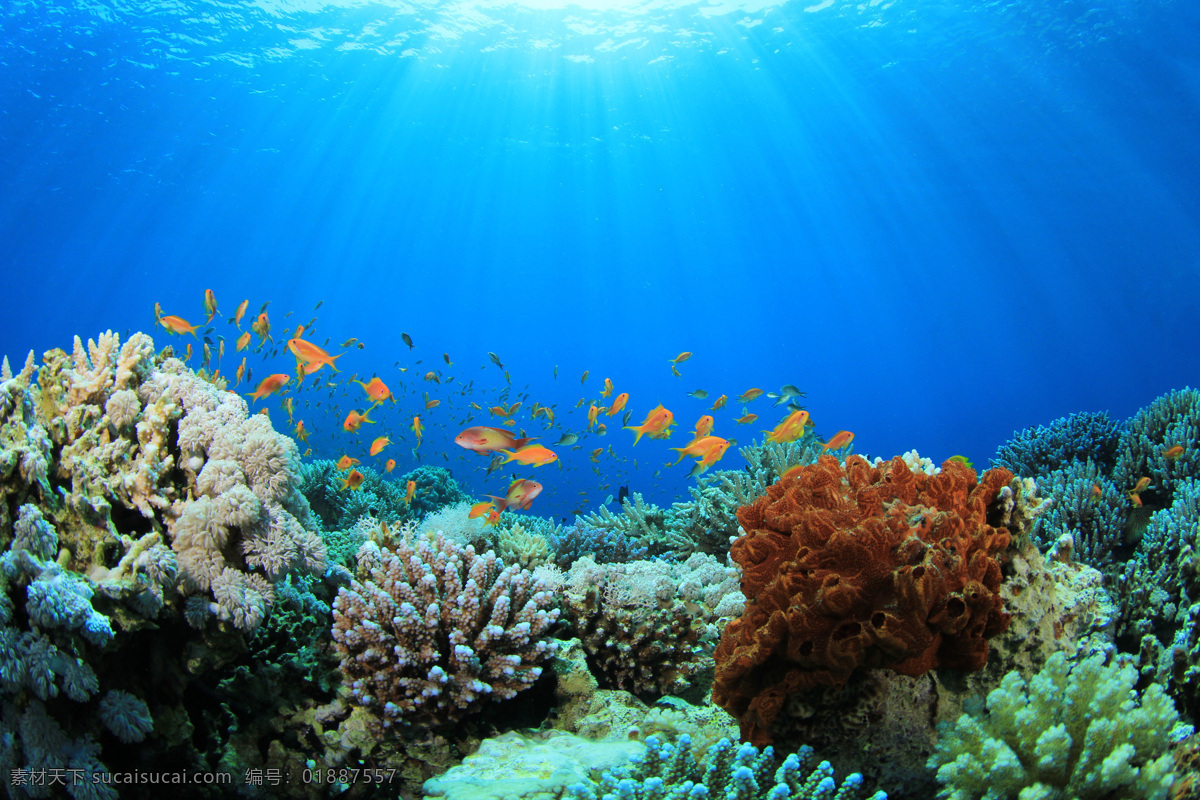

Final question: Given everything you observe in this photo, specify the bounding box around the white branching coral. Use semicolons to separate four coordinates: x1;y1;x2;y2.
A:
331;531;560;729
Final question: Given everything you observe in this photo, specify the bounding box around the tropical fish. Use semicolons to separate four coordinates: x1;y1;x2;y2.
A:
252;312;271;343
735;413;758;426
289;338;342;372
232;299;249;330
625;404;674;445
555;432;579;447
154;302;164;323
500;443;558;467
692;415;715;441
946;455;974;470
1089;483;1102;502
343;409;375;432
443;353;452;365
765;409;810;444
1130;492;1143;507
606;393;629;417
246;374;290;404
489;352;504;368
601;378;613;398
404;480;416;506
711;395;727;411
340;469;365;491
587;404;600;431
670;435;726;466
203;289;219;324
294;419;309;443
355;377;393;404
236;331;252;352
341;338;358;349
489;478;543;512
596;423;607;436
234;357;247;387
385;459;396;472
590;448;602;463
737;388;764;404
369;436;390;456
468;500;497;520
767;385;806;407
455;426;534;454
160;315;201;337
282;397;294;421
411;415;424;447
670;351;692;365
1164;445;1185;460
581;370;589;384
686;389;709;399
781;464;804;480
202;342;212;370
401;332;415;350
336;455;361;471
425;399;440;409
1131;476;1151;494
822;430;855;451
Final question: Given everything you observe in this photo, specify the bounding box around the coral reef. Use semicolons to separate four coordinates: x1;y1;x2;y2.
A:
992;410;1124;478
561;555;743;703
547;524;648;569
330;530;560;731
714;455;1014;745
1113;387;1200;504
493;521;553;571
563;734;888;800
929;650;1185;800
299;460;467;532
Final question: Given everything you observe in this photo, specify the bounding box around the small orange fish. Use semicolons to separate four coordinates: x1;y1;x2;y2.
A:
488;478;543;512
1131;476;1151;494
590;447;603;463
625;404;674;445
1130;492;1143;507
343;409;375;432
246;374;290;404
294;419;309;443
403;480;417;506
341;469;365;491
601;378;614;398
737;388;763;404
781;464;804;480
385;459;396;473
765;409;811;444
424;371;440;384
236;331;252;352
500;444;558;467
290;338;342;372
670;435;726;466
354;376;393;404
587;404;600;431
411;416;424;447
160;315;201;337
455;426;534;454
1163;445;1185;461
203;289;219;323
336;455;361;471
234;357;247;387
735;413;758;426
822;430;855;451
369;436;390;456
485;506;502;526
469;500;497;520
251;312;271;343
154;302;164;323
606;393;629;417
692;415;715;441
233;299;249;331
711;394;727;411
1089;483;1102;502
425;399;440;410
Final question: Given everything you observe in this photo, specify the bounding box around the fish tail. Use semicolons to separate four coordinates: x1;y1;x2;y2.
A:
623;425;644;445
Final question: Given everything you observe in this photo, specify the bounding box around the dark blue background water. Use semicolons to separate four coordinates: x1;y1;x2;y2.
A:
2;0;1198;519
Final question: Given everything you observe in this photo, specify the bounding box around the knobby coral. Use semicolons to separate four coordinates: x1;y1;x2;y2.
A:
713;455;1014;745
330;531;560;730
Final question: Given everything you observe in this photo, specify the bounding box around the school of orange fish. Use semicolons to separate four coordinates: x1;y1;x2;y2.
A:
153;290;859;520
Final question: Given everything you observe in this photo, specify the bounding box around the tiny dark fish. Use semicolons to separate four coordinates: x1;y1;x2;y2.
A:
284;311;293;317
622;410;632;426
555;433;579;446
203;327;214;336
402;333;415;350
258;300;271;313
686;389;709;399
488;352;504;368
203;336;214;345
617;485;630;505
314;300;323;310
443;353;452;365
341;338;358;348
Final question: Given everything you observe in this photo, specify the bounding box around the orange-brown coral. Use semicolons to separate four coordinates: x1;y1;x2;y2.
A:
712;454;1013;745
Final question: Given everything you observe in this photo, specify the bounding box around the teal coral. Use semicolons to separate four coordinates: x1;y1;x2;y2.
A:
563;734;887;800
928;650;1184;800
1113;387;1199;504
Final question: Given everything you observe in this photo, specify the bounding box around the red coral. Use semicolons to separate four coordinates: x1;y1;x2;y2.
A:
713;455;1013;745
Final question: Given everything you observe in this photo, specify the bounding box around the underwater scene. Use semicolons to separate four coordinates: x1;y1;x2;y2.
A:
2;0;1200;797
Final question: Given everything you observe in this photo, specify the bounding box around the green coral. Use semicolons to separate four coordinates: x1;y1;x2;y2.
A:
929;650;1185;800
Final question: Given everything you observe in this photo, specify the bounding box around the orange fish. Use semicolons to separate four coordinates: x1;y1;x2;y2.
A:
822;430;855;451
424;371;440;384
1089;483;1102;502
500;444;558;467
160;315;201;337
692;415;715;441
489;478;543;512
1130;492;1143;507
154;302;164;323
289;338;342;372
587;404;600;431
1163;445;1185;461
343;409;375;432
781;464;804;480
468;501;497;520
236;331;252;352
765;409;811;444
737;388;763;404
711;395;727;411
234;357;247;387
670;435;728;467
233;299;249;331
203;289;219;323
403;480;417;506
485;506;502;526
735;413;758;426
625;404;674;445
596;423;607;436
425;399;440;410
601;378;614;398
336;455;361;471
590;447;603;463
411;416;424;447
354;376;392;404
369;436;390;456
385;459;396;473
340;470;365;491
1131;476;1151;494
454;426;534;454
606;393;629;417
246;374;290;404
294;419;309;443
251;312;271;343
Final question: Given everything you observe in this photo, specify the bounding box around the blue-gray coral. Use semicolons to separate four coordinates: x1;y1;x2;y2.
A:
97;689;153;743
1113;387;1200;503
992;410;1123;478
564;734;887;800
1032;458;1128;568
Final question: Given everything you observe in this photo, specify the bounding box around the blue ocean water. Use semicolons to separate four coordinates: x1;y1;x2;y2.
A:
1;0;1198;519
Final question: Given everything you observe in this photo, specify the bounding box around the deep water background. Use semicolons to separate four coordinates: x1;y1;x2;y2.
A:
1;0;1198;519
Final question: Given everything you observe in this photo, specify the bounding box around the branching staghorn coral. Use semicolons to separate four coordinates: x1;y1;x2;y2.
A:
331;530;560;730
